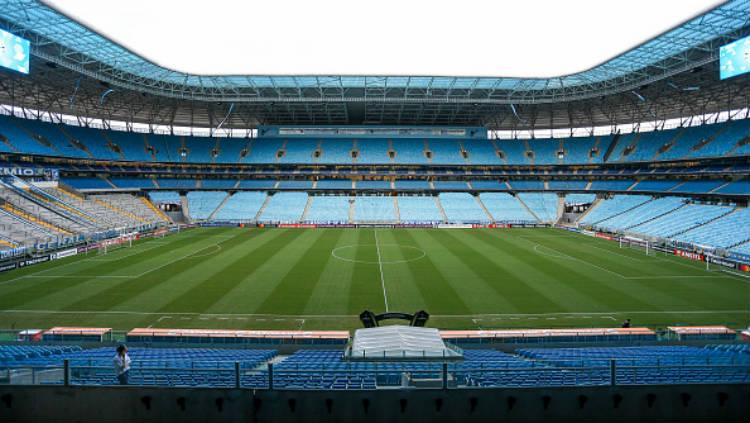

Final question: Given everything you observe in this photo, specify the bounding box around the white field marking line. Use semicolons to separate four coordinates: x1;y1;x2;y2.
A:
87;244;165;262
17;243;223;280
0;232;241;285
514;234;631;279
560;229;744;280
374;230;389;312
0;236;190;285
586;244;651;262
130;232;245;278
625;275;729;280
1;309;746;318
330;244;426;264
556;229;716;274
184;243;222;258
531;245;727;281
718;268;750;280
23;275;134;279
531;244;629;279
648;251;718;273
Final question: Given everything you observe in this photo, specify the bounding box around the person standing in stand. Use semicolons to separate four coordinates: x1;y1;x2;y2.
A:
113;344;131;385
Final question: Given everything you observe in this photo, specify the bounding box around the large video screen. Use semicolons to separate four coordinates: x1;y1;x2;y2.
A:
0;28;29;74
720;35;750;80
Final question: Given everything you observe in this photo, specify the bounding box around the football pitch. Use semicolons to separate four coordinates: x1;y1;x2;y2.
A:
0;227;747;331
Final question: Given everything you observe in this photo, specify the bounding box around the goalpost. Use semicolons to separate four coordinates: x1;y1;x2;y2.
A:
619;236;653;255
97;232;135;255
705;254;750;278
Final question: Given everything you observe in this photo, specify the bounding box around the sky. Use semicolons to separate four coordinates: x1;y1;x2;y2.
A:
44;0;722;78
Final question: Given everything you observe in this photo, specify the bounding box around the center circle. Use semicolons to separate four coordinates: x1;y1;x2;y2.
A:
331;244;426;264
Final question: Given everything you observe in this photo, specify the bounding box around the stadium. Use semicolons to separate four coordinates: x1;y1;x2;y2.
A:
0;0;749;422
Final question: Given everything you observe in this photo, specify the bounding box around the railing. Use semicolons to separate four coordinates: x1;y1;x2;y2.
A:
2;360;748;390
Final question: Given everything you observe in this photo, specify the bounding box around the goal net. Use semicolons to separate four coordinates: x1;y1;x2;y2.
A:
97;233;136;255
619;236;653;255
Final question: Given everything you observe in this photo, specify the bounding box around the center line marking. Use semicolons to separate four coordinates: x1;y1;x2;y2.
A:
374;230;389;312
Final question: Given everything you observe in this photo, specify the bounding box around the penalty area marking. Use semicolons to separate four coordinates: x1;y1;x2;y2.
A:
530;243;727;280
185;243;222;258
331;244;426;265
0;241;232;286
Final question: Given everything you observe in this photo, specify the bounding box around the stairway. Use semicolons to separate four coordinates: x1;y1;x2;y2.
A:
95;198;148;224
591;198;653;226
575;198;601;225
205;193;230;221
1;179;94;228
515;195;541;222
141;197;171;223
669;206;737;238
23;188;95;224
300;195;314;222
254;194;272;221
434;196;448;223
180;195;191;222
393;197;401;223
99;131;126;160
602;132;621;162
348;198;355;224
0;206;58;238
475;195;494;222
556;195;565;222
1;202;72;236
0;238;17;248
709;181;731;194
57;125;93;159
625;202;687;230
55;184;86;202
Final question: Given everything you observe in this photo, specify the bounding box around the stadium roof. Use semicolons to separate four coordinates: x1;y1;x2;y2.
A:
0;0;749;129
41;0;722;78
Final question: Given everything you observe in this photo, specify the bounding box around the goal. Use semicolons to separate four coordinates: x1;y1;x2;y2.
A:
619;236;653;255
97;233;136;255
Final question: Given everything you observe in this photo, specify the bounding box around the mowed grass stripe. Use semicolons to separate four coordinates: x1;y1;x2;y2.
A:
159;229;307;313
111;229;276;312
0;227;747;330
303;230;362;315
473;230;616;312
416;230;517;314
532;230;742;310
0;230;215;310
201;229;327;313
392;230;471;314
59;229;250;312
502;231;690;311
347;230;387;314
375;230;428;313
256;229;347;314
444;230;561;313
55;228;221;277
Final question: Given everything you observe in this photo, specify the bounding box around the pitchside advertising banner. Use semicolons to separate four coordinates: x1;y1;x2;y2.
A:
674;250;705;262
52;248;78;260
728;251;750;264
706;255;737;270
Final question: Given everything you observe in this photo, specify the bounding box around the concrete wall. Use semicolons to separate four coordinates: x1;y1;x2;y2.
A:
1;384;748;423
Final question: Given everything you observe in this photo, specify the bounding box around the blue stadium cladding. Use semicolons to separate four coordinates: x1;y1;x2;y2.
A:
0;28;30;74
720;34;750;80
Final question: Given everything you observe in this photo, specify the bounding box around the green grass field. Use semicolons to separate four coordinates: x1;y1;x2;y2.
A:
0;227;747;331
